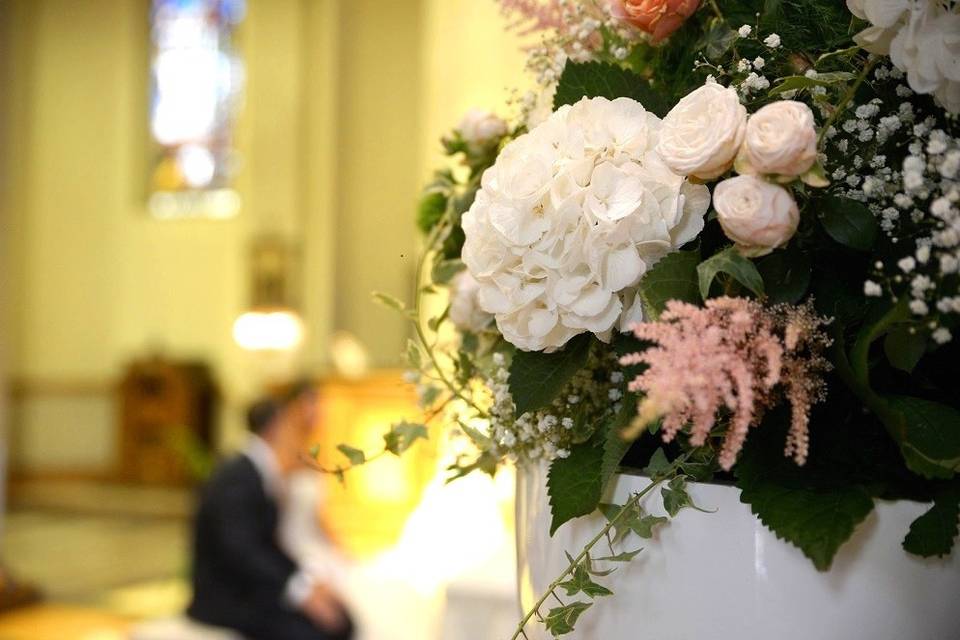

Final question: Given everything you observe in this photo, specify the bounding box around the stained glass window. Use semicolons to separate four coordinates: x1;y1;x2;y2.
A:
148;0;245;219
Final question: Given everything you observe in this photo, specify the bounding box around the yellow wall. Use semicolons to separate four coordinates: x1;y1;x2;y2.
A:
1;0;528;473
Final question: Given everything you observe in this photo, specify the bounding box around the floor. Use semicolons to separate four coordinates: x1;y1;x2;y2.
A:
1;482;191;639
0;478;520;640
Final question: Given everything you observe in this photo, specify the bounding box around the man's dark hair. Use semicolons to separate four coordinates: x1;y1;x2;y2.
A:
246;398;281;434
279;377;317;405
246;377;317;434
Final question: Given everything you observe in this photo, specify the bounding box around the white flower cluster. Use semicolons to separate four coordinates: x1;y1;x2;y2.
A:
462;96;710;351
829;71;959;343
481;352;619;463
847;0;960;113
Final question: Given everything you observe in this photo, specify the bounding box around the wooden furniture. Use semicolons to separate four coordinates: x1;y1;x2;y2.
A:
118;358;218;485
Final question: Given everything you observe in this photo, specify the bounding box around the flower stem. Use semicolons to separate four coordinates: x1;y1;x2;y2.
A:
414;222;488;417
707;0;723;20
818;54;878;147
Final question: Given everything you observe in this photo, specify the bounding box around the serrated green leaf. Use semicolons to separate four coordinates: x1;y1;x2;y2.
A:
697;246;765;300
372;291;406;312
819;195;879;251
903;481;960;558
735;448;875;571
638;249;701;317
336;444;366;466
888;396;960;480
553;61;673;118
383;421;428;456
544;601;592;637
548;431;606;535
883;328;926;373
509;333;592;416
755;249;812;304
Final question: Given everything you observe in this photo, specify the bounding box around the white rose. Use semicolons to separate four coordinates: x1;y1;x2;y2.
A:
738;100;818;177
713;175;799;257
448;271;494;332
456;108;508;149
656;81;748;180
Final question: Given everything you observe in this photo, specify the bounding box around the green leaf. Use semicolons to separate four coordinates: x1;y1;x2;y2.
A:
769;72;856;95
701;18;738;60
372;291;406;312
755;249;812;304
697;246;765;300
888;396;960;480
547;430;606;535
637;249;700;317
883;328;926;373
819;195;879;251
903;481;960;558
406;339;422;369
815;45;861;66
431;258;464;285
336;444;366;466
599;502;667;542
419;385;442;408
600;398;635;484
642;448;671;478
383;421;428;456
509;333;592;416
661;476;695;517
735;447;875;571
594;547;643;563
416;190;448;233
544;601;592;637
553;61;673;118
557;561;612;598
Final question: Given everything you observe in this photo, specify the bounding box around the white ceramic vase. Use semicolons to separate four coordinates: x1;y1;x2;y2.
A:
516;464;960;640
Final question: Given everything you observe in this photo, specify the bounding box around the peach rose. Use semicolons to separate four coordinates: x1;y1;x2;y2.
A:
611;0;700;44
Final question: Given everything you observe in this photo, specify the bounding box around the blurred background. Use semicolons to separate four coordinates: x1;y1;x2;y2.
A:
0;1;532;638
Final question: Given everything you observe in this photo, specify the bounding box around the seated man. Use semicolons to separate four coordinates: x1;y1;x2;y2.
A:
187;381;353;640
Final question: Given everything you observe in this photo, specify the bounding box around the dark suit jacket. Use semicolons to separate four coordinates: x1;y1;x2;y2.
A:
187;454;298;631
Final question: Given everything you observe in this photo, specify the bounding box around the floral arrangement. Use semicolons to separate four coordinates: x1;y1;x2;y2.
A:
359;0;960;636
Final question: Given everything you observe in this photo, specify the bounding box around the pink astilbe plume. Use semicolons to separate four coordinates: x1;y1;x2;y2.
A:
620;297;831;470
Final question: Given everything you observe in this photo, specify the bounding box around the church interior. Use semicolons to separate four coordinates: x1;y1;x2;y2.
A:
0;1;530;638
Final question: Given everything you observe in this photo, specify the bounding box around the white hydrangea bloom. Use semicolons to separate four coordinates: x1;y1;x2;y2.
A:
462;96;710;352
846;0;960;113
